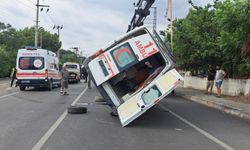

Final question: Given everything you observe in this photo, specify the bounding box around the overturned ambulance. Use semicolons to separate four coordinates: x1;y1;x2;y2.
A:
86;27;184;126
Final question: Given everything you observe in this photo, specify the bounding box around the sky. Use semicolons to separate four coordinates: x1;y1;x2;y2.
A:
0;0;214;56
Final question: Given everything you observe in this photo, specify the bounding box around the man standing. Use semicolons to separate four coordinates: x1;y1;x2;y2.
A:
83;57;92;89
81;66;88;83
215;65;226;97
60;65;69;95
205;64;215;94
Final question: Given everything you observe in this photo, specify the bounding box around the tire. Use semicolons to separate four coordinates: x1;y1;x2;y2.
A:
67;106;87;114
47;80;53;91
19;86;25;91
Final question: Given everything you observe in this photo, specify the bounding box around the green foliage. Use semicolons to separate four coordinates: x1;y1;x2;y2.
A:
0;22;61;77
59;49;86;66
166;0;250;78
0;46;12;77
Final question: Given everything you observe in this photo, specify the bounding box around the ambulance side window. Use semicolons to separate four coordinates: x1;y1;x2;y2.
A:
98;60;109;77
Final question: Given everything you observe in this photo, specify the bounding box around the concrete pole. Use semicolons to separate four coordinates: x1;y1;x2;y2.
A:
170;0;173;54
35;0;39;47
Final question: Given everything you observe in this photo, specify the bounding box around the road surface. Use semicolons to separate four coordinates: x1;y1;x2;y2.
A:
0;81;249;150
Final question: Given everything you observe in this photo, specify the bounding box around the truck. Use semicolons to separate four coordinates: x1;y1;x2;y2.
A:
63;62;81;83
16;47;61;91
86;27;184;126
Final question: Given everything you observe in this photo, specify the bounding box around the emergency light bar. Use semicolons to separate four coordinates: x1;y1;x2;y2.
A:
25;46;38;50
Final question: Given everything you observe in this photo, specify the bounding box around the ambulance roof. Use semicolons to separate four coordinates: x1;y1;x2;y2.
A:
18;48;57;57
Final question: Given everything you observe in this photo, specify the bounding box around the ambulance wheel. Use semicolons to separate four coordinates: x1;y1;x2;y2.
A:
19;86;26;91
67;106;87;114
47;81;53;91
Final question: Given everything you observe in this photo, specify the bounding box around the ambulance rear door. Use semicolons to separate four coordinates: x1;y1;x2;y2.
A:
117;69;183;127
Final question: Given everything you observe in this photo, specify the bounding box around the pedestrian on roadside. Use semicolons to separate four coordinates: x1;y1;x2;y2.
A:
83;57;92;89
10;67;17;87
81;66;88;83
60;65;69;95
215;64;226;98
205;64;215;94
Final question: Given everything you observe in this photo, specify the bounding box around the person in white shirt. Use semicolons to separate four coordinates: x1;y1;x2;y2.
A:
215;65;226;97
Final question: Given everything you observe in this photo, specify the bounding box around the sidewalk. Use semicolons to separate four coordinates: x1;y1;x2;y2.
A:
175;87;250;122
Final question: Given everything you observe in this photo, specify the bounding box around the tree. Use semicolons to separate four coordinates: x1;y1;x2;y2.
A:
215;0;250;77
0;22;62;77
59;49;80;65
168;3;220;75
164;0;250;78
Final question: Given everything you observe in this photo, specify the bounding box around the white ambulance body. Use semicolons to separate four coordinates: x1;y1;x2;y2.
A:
16;48;61;91
88;27;184;127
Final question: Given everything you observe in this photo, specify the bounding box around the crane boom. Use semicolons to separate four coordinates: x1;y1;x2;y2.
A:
127;0;155;32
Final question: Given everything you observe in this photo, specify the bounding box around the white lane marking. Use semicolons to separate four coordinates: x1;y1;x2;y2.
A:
0;92;19;101
159;104;235;150
32;87;88;150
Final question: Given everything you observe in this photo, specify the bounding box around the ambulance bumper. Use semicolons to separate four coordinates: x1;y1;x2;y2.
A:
16;79;48;87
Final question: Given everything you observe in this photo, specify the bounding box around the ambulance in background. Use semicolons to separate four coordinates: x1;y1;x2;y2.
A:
16;47;61;91
87;27;184;126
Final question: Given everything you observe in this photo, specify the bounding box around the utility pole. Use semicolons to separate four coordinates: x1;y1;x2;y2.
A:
170;0;173;52
40;32;42;48
34;0;49;47
152;7;157;31
53;25;63;40
165;0;173;54
53;25;63;60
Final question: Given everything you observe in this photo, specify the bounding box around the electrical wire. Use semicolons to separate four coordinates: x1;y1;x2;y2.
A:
15;0;36;10
46;13;56;25
26;0;35;5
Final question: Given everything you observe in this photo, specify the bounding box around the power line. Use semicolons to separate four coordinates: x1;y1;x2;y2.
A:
0;7;34;23
26;0;35;5
15;0;36;10
0;10;33;27
46;13;56;25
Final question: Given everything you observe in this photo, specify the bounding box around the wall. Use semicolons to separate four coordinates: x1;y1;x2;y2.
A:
183;75;250;96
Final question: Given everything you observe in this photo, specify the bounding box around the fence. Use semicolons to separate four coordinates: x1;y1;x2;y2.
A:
183;74;250;96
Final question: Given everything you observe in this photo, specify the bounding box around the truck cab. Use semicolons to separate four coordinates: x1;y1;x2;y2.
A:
87;27;183;126
63;62;81;83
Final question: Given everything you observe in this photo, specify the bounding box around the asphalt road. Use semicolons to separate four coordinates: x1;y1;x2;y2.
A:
0;81;249;150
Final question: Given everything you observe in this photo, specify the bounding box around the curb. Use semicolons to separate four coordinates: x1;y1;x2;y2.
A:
176;93;250;122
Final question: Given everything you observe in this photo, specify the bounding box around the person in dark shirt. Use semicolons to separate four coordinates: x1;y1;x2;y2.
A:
205;64;215;94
